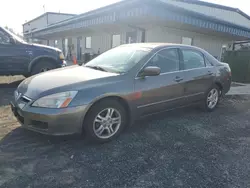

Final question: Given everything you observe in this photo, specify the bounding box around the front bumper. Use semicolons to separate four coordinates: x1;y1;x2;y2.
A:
11;101;88;136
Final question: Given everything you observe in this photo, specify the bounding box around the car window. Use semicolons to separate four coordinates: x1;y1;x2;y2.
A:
0;30;10;45
85;46;150;73
147;49;180;73
205;56;213;67
182;49;205;70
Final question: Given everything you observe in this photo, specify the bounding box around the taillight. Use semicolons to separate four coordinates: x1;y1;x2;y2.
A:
225;64;231;77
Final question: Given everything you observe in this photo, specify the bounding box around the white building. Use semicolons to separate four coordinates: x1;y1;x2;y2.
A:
23;12;75;43
23;0;250;60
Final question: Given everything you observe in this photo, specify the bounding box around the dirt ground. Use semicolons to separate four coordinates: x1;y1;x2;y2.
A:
1;76;250;188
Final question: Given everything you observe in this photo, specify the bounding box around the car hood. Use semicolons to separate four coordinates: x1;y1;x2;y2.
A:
18;66;118;99
29;43;61;52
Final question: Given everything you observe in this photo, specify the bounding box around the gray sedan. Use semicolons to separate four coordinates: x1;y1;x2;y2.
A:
11;43;232;143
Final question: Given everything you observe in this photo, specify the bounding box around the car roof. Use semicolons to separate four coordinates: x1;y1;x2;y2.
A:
119;43;202;50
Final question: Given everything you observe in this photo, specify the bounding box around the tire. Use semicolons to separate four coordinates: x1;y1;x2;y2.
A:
203;85;220;112
83;99;127;143
31;61;57;75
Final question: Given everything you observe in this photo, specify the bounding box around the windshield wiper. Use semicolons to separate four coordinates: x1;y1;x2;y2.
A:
85;65;109;72
85;65;124;74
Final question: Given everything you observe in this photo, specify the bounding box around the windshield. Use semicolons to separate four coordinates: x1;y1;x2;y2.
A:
2;27;26;43
85;46;150;73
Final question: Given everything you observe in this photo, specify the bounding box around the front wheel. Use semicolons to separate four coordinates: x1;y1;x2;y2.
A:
31;61;56;75
84;99;127;143
203;86;220;112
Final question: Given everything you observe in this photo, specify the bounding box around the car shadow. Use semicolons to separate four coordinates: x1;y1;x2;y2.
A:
0;102;246;187
0;79;23;88
0;79;24;107
0;106;200;152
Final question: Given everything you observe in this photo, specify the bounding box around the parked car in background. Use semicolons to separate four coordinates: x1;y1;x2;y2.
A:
0;26;66;76
11;43;231;143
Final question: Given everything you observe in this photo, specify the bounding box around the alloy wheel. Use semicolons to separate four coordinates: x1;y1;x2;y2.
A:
93;108;121;139
207;88;219;109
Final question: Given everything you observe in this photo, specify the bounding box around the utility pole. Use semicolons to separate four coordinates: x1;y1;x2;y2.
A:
43;5;48;27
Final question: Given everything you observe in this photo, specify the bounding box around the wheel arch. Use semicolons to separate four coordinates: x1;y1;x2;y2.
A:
214;81;223;95
83;95;132;130
28;56;58;73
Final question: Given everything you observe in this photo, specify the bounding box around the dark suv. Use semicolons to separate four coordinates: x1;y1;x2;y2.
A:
0;27;66;76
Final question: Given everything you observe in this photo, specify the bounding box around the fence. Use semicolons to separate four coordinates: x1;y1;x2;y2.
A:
222;50;250;83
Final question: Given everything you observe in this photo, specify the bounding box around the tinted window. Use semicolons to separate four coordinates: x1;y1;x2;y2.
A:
85;46;150;73
147;49;180;73
182;50;205;70
205;57;213;67
0;30;10;45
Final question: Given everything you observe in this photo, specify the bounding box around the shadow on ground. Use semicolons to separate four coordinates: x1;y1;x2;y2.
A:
0;80;23;106
0;80;23;88
1;97;250;187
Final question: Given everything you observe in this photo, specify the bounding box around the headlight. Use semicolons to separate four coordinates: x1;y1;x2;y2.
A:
32;91;78;108
59;52;65;60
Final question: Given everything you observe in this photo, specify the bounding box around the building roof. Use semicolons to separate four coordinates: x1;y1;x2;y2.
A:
28;0;250;39
23;12;76;26
176;0;250;20
162;0;250;29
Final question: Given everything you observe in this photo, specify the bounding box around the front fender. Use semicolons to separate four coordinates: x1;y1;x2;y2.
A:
84;93;136;126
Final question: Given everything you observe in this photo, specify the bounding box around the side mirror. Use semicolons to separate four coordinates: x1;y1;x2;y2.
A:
140;66;161;77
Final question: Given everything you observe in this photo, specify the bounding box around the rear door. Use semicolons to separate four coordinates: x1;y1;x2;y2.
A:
134;48;186;116
180;48;216;103
0;29;30;75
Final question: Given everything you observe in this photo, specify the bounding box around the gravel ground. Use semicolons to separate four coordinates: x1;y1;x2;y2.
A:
1;76;250;188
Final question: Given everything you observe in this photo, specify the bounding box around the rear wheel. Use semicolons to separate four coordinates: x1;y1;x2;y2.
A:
84;99;127;143
31;61;57;75
203;86;220;112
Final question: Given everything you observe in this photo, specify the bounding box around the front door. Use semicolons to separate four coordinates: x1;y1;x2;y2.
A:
180;48;215;103
134;48;185;116
0;29;30;75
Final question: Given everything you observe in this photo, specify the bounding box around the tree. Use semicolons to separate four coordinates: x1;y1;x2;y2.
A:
4;26;23;39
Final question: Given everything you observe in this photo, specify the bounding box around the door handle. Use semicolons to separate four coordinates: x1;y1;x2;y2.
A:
175;76;183;82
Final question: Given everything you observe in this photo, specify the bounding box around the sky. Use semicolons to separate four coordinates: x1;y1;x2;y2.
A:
1;0;250;34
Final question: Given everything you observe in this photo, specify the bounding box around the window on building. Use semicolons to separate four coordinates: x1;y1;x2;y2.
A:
182;37;193;45
86;37;91;49
112;34;121;48
147;49;180;73
0;30;10;45
182;49;205;70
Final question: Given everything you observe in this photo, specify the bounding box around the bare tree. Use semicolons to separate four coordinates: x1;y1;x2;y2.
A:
4;26;23;39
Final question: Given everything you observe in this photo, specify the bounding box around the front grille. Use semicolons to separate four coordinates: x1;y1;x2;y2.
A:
21;96;32;103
